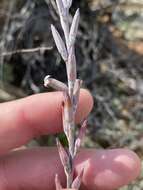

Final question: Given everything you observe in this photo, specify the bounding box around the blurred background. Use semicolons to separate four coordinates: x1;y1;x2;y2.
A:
0;0;143;189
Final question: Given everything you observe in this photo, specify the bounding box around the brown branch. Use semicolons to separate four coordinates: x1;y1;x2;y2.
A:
0;46;53;57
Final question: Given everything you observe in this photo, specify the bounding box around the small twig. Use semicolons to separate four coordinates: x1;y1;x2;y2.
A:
0;46;53;57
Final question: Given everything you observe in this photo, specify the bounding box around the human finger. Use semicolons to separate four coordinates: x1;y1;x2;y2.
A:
0;148;140;190
0;89;93;155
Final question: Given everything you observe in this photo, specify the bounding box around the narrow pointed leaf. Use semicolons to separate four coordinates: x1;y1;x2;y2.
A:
56;0;66;17
63;91;73;123
63;91;75;157
69;9;80;46
74;120;87;156
62;103;69;139
44;75;68;91
55;174;62;190
67;0;72;8
72;168;84;189
62;0;68;8
51;25;68;61
63;0;72;9
67;46;76;82
56;139;71;174
73;79;83;112
57;138;69;166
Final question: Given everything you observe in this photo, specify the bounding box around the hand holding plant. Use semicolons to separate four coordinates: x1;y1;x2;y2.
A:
44;0;141;189
0;0;140;190
0;92;139;189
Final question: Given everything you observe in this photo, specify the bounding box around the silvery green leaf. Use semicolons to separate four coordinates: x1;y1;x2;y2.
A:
62;104;69;140
55;174;62;190
63;91;73;123
51;25;68;61
69;9;80;46
56;0;66;17
63;0;72;9
67;46;76;82
44;75;68;91
71;168;84;189
56;139;71;174
73;79;83;112
74;120;87;156
62;0;68;8
67;0;72;8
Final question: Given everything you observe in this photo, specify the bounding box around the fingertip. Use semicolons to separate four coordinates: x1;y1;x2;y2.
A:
114;149;141;182
75;149;141;190
0;89;93;154
23;89;93;133
0;148;140;190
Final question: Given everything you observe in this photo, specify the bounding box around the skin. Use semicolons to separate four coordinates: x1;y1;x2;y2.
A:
0;89;141;190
